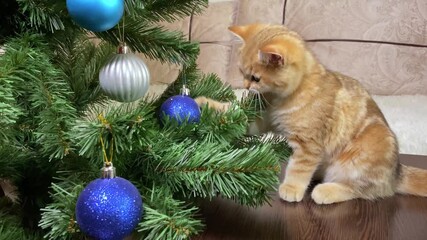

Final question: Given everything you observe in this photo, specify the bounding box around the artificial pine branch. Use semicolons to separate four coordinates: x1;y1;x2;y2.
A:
155;65;248;144
156;62;236;108
95;21;199;65
124;0;145;17
39;181;84;240
135;0;208;23
50;31;115;110
16;0;202;67
196;105;248;143
190;73;237;101
0;65;24;145
139;205;203;240
236;134;292;161
17;0;67;32
157;105;248;145
1;34;77;159
71;99;158;170
0;146;30;182
146;138;281;207
0;211;41;240
137;187;204;240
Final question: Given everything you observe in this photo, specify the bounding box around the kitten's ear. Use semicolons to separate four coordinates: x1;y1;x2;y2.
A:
228;25;250;41
258;45;285;66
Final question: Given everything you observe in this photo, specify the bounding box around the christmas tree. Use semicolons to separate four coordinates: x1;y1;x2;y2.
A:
0;0;290;239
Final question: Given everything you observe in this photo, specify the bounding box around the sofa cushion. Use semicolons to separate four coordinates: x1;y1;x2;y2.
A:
191;1;236;84
285;0;427;45
236;0;286;25
191;0;238;42
197;43;232;81
308;41;427;95
373;94;427;155
227;42;246;88
282;0;427;95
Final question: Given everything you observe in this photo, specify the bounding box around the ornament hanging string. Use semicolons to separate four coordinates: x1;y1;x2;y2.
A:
99;135;114;166
98;114;114;166
117;12;126;45
183;63;187;86
181;63;189;96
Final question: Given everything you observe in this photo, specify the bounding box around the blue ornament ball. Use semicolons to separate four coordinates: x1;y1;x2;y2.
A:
66;0;124;32
160;95;201;125
76;177;143;240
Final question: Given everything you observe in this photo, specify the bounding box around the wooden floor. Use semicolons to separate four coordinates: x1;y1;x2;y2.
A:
195;155;427;240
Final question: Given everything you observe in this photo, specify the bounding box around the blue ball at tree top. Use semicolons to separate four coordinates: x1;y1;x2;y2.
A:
160;95;201;125
66;0;124;32
75;177;143;240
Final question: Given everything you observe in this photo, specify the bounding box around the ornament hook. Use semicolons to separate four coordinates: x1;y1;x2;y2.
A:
118;44;130;54
180;85;190;96
101;162;116;179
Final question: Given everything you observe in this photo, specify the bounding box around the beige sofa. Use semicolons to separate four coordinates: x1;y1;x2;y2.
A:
146;0;427;155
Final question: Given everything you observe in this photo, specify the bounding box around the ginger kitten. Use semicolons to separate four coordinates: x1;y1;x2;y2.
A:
196;24;427;204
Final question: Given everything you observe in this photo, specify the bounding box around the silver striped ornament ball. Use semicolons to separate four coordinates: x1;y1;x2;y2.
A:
99;46;150;102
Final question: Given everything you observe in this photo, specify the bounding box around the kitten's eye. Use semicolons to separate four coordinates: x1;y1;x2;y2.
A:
251;75;260;82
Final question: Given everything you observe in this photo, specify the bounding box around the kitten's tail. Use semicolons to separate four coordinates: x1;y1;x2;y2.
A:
396;164;427;197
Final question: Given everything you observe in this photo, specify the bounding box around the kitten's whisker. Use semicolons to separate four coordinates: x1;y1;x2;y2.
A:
258;92;273;108
246;89;256;105
243;89;249;99
248;88;259;95
257;93;263;111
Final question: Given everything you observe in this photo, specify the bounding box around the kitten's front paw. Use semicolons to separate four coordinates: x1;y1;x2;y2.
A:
194;96;208;107
194;96;231;112
311;184;334;204
279;183;306;202
311;183;354;204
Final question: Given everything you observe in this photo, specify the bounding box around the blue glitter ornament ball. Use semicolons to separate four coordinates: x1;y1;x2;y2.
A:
66;0;124;32
160;94;201;125
76;177;143;240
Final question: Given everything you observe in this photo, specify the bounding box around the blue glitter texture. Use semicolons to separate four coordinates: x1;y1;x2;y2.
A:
160;95;201;125
76;177;143;240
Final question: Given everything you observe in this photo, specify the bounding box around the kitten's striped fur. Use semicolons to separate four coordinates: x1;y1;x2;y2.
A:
195;24;427;204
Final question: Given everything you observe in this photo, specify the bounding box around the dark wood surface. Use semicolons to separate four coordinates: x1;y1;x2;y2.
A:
195;154;427;240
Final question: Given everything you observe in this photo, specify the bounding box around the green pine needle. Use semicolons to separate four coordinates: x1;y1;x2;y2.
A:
17;0;66;32
72;99;157;165
39;181;84;240
95;21;199;65
137;186;204;240
0;211;41;240
134;0;208;23
51;32;116;110
146;138;282;207
1;34;77;160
